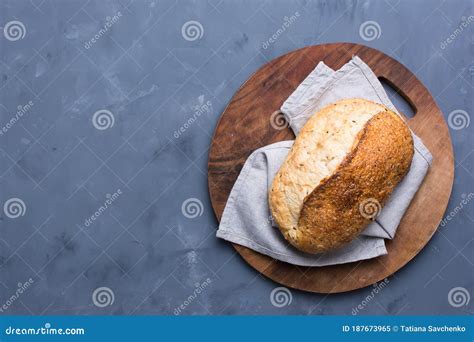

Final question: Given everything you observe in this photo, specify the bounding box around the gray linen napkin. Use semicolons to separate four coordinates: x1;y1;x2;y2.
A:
216;56;432;266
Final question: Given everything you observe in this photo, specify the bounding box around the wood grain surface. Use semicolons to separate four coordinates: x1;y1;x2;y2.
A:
207;43;454;293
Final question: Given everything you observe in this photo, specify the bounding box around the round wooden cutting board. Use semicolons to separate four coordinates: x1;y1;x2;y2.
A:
207;43;454;293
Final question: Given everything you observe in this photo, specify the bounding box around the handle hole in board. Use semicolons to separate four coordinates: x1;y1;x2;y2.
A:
378;76;417;119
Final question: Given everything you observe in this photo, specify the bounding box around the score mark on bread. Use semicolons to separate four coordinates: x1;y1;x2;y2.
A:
269;98;414;254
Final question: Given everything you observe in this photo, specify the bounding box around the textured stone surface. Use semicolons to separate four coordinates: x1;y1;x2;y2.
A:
0;0;472;315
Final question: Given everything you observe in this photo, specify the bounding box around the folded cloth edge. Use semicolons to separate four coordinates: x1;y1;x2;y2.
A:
216;141;389;267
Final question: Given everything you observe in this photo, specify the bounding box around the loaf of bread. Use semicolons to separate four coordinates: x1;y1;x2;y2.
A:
269;98;414;254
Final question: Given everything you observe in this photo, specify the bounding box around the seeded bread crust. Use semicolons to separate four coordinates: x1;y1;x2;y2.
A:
269;98;414;254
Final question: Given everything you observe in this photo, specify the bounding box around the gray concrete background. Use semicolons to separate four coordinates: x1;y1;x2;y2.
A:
0;0;472;315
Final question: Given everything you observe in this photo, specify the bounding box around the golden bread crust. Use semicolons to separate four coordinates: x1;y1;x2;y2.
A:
269;98;414;254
